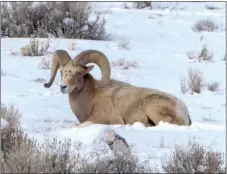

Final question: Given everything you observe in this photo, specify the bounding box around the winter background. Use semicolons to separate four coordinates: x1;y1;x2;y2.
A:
1;1;226;171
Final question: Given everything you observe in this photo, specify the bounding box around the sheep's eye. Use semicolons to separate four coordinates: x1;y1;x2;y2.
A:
77;72;82;75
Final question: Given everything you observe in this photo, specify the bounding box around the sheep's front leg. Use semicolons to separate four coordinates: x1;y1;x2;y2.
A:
72;121;93;128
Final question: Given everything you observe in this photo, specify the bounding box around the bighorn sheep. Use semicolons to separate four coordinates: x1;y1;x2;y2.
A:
44;50;192;128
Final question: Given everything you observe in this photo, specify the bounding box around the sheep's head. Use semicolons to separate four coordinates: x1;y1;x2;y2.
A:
59;63;94;93
44;50;111;94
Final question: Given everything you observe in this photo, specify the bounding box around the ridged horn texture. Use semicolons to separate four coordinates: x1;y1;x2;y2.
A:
72;50;111;86
44;50;71;88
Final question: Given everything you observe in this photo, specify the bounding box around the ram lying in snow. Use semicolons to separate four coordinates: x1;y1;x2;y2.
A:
44;50;192;128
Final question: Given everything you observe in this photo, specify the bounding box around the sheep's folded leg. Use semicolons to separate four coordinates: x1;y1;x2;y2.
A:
72;121;93;128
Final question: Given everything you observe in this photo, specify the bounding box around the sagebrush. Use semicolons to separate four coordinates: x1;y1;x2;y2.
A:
32;78;46;83
70;42;77;51
192;19;219;32
162;141;225;173
187;68;205;94
206;81;220;92
197;45;214;62
111;59;139;70
132;1;152;9
76;151;152;173
117;40;130;50
38;58;51;69
21;38;50;56
179;78;189;94
180;69;220;94
187;45;214;62
1;104;77;173
131;2;178;10
205;4;221;10
1;2;108;40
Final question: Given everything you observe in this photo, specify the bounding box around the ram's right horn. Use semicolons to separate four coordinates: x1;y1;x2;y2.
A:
72;50;111;87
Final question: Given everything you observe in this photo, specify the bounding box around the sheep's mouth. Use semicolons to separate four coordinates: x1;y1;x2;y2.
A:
61;90;68;94
60;85;68;94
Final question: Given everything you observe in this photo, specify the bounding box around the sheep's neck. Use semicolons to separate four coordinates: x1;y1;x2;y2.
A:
68;74;95;123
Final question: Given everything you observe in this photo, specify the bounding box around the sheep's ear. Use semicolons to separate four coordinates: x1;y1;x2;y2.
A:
84;65;94;75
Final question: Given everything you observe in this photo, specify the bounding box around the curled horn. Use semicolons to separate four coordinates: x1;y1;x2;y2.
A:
44;50;71;88
72;50;111;86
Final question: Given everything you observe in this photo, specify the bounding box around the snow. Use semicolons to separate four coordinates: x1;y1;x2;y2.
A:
1;118;8;129
1;2;226;170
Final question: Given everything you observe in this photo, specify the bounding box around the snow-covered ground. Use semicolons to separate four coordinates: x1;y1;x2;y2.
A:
1;2;226;171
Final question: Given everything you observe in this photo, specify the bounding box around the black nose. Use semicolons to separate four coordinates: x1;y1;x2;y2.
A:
60;85;67;90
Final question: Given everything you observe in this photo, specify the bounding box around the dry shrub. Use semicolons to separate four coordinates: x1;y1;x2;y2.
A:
180;69;221;94
2;136;77;173
159;136;165;148
21;38;50;56
1;104;21;132
152;2;178;10
180;77;189;94
206;81;220;92
7;72;19;78
179;69;204;94
1;130;38;173
1;104;23;158
1;104;77;173
205;4;221;10
32;78;46;83
149;13;164;19
132;1;152;9
132;2;178;10
187;45;214;62
162;141;225;173
192;19;219;32
111;59;139;70
35;138;76;173
38;58;51;69
117;40;130;50
70;42;77;51
123;2;131;9
187;69;205;94
197;45;214;62
1;2;109;40
76;150;152;173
